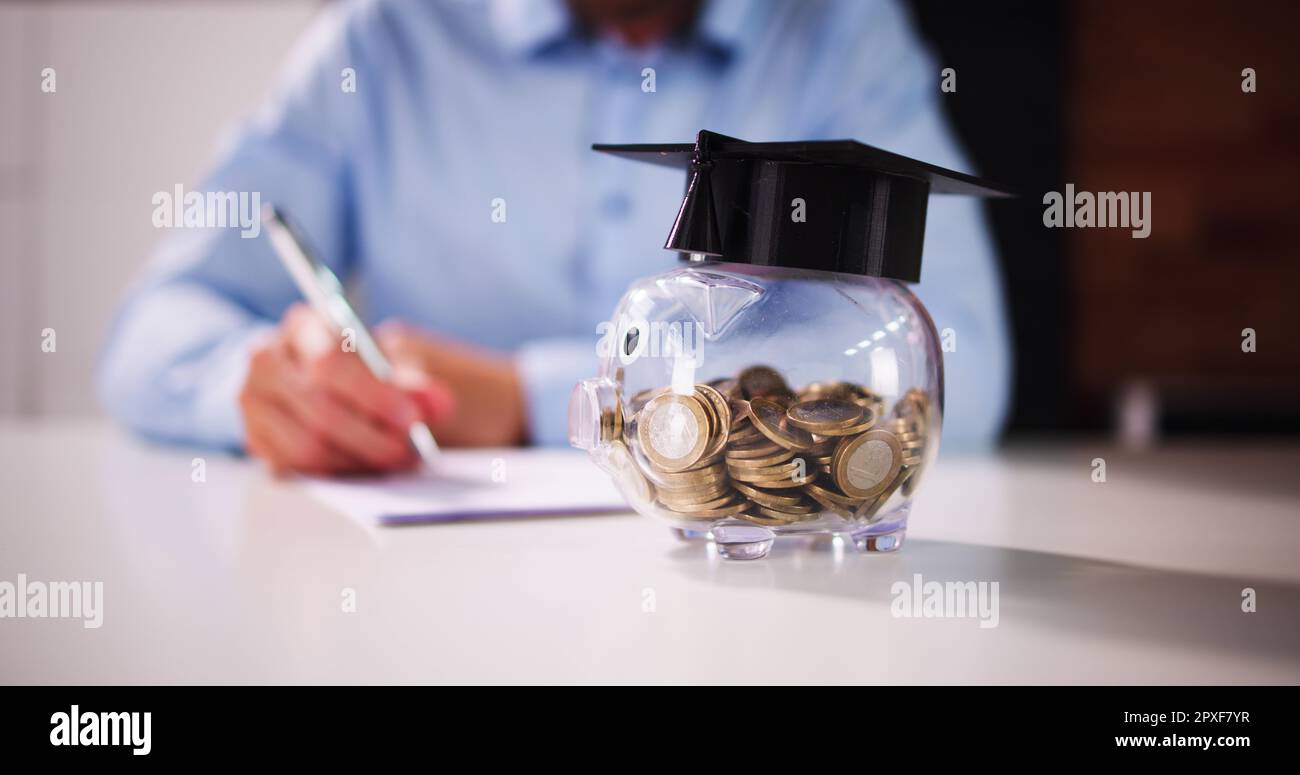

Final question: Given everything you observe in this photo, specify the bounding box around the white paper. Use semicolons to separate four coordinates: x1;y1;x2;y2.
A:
300;448;629;528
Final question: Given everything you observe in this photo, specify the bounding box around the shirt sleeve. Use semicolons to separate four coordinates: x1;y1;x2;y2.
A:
515;336;595;447
97;3;375;449
801;0;1013;451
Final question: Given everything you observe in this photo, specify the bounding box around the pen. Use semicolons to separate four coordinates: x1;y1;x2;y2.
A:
262;203;441;468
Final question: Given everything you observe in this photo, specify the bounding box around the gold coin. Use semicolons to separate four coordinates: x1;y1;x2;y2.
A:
694;384;732;460
853;467;914;523
725;447;796;469
727;456;808;478
808;408;877;437
737;511;798;527
654;475;731;494
755;506;816;522
832;430;902;499
728;398;752;429
628;385;671;414
667;494;743;513
638;392;711;472
669;499;750;519
658;487;734;506
707;377;741;399
731;481;807;508
738;366;791;400
901;461;925;496
680;451;726;471
749;398;816;451
803;481;866;509
728;469;812;488
652;469;730;491
798;381;853;401
786;398;865;434
599;402;624;443
806;437;839;453
649;460;727;484
805;489;852;518
755;496;817;515
724;438;782;458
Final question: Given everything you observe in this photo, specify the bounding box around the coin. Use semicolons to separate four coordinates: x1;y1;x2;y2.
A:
756;496;817;515
694;384;732;460
811;408;877;437
724;441;785;460
728;470;808;488
786;398;865;434
853;467;914;523
626;370;932;528
738;366;791;400
737;512;796;527
668;499;750;519
755;506;816;521
802;481;865;509
669;494;745;513
728;398;752;429
725;447;796;469
652;468;730;490
832;430;902;499
638;392;711;472
657;488;733;505
748;398;816;451
804;489;853;518
599;403;624;444
707;377;741;398
732;481;807;508
799;381;854;401
628;385;671;414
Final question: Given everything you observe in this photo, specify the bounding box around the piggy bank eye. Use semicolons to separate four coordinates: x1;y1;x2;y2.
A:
623;327;640;357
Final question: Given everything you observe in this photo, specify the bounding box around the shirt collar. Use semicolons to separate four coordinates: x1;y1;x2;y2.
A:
488;0;572;58
488;0;753;61
693;0;750;60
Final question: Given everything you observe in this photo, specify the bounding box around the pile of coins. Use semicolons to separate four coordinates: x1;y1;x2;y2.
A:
629;366;933;528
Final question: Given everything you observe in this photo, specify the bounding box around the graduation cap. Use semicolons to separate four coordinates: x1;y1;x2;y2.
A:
594;130;1011;283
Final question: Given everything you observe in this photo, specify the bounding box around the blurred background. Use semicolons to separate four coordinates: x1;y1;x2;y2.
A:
0;0;1296;444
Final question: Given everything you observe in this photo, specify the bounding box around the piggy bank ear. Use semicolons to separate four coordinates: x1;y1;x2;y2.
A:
654;268;763;339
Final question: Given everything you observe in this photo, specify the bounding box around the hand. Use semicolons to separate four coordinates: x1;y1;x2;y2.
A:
239;304;454;475
375;321;528;447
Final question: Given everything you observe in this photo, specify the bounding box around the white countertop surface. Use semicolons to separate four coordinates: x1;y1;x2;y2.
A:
2;421;1297;684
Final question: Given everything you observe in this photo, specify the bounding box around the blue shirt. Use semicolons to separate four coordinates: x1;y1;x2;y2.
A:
98;0;1010;451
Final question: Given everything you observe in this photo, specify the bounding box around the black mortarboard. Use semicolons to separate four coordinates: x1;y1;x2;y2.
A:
594;130;1011;283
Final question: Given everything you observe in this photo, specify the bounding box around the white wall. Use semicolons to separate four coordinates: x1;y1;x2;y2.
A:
0;0;319;418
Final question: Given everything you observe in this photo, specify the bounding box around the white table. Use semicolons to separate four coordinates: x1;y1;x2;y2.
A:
2;421;1297;684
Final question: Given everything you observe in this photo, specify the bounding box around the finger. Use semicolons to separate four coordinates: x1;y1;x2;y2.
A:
246;344;415;469
285;387;416;469
283;313;421;431
391;363;457;425
375;324;439;372
244;394;362;475
245;337;297;394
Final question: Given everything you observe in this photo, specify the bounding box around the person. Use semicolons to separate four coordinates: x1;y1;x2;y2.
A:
98;0;1010;475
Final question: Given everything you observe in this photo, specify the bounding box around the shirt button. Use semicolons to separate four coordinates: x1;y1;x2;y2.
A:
601;192;632;220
